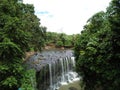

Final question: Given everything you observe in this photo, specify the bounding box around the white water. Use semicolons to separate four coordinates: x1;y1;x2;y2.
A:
48;56;80;90
71;57;76;67
60;58;65;83
49;64;53;90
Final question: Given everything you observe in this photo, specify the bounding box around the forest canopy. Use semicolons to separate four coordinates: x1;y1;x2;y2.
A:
0;0;46;89
74;0;120;90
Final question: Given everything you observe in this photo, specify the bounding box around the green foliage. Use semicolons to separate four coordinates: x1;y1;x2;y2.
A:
74;0;120;89
45;32;60;44
21;69;36;90
1;76;18;88
0;38;23;60
0;38;24;90
0;0;45;89
21;4;46;51
0;62;24;90
56;41;63;47
45;32;76;48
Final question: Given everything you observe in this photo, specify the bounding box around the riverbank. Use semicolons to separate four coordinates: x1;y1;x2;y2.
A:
59;80;81;90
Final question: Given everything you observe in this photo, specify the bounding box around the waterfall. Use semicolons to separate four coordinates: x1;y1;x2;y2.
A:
47;56;79;90
60;58;65;83
71;57;75;67
26;50;80;90
49;64;53;90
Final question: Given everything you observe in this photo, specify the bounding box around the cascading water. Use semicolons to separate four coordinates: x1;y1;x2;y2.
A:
49;64;53;90
60;58;65;83
25;50;80;90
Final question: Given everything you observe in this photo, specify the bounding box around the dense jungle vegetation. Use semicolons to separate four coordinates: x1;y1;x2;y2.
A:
0;0;46;89
45;32;78;48
74;0;120;90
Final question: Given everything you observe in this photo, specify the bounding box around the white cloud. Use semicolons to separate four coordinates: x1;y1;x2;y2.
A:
23;0;111;35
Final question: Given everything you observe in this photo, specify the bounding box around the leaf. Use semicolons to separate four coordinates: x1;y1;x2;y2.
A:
1;76;17;88
80;50;85;55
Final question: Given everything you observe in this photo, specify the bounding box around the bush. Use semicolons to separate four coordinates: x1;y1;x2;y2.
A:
21;69;37;90
56;41;63;47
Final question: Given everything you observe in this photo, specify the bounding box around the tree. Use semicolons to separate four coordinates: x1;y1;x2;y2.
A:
0;0;46;89
59;33;66;46
0;1;27;89
74;0;120;89
45;32;75;48
21;4;46;51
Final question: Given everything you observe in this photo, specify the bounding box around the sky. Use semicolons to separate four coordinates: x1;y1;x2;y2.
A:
23;0;111;35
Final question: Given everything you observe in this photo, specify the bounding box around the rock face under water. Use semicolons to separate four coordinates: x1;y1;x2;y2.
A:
25;50;79;90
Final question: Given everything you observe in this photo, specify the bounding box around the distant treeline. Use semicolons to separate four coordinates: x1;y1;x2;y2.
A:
45;32;79;48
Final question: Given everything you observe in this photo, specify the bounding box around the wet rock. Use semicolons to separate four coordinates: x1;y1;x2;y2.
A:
25;50;74;71
69;87;77;90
